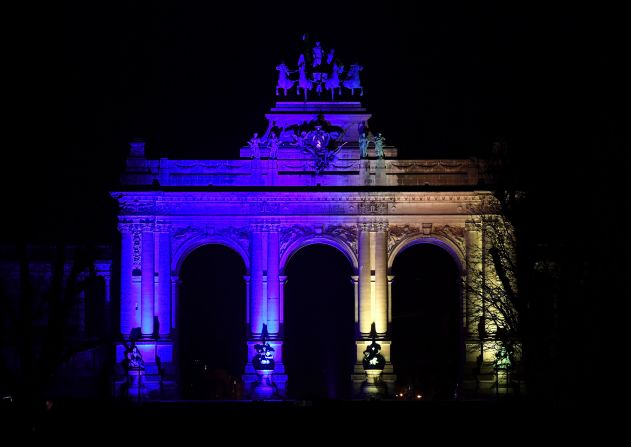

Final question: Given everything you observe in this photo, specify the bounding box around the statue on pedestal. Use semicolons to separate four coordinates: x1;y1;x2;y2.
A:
493;346;513;371
276;63;296;96
253;324;275;371
248;132;261;159
374;133;385;159
359;132;369;158
251;324;277;399
267;132;280;159
343;64;364;96
361;323;386;399
274;34;366;101
124;343;145;371
362;323;386;371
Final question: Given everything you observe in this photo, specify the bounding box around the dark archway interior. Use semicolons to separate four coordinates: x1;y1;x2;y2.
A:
391;243;461;400
284;244;355;400
179;244;246;399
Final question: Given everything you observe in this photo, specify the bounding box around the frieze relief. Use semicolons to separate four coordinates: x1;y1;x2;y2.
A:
119;200;155;215
250;201;280;215
358;201;388;215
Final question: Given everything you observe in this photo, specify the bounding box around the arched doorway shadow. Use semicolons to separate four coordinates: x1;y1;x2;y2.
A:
179;244;246;399
283;244;355;400
391;244;461;400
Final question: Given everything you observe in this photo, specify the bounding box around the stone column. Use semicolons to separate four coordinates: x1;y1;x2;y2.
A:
374;223;388;335
97;272;111;304
465;221;482;337
387;275;394;324
267;227;280;335
119;223;135;335
351;275;359;332
170;276;179;332
279;275;287;333
463;220;485;395
250;226;265;336
243;275;251;330
358;224;372;336
141;223;155;337
156;226;171;337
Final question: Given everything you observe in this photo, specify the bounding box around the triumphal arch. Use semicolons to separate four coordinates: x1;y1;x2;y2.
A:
111;39;511;399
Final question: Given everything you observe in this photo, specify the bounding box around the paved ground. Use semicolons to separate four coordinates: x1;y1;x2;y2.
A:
5;397;570;437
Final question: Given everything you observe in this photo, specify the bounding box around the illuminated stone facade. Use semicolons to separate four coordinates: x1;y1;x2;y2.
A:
111;101;509;399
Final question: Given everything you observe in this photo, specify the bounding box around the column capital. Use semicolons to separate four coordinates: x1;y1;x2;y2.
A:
139;221;155;232
250;222;280;232
170;275;182;284
117;222;133;234
358;222;372;232
250;223;266;232
358;221;389;232
373;221;389;232
155;222;173;233
465;220;481;231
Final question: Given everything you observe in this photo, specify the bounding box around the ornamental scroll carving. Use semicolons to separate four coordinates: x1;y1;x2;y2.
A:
387;225;419;256
218;226;251;253
171;225;250;256
325;225;358;254
279;224;358;258
132;226;142;270
387;224;465;257
432;225;465;253
171;226;204;255
279;225;313;258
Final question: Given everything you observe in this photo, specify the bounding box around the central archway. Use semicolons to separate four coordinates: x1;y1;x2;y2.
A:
283;243;355;400
391;243;462;400
179;244;246;399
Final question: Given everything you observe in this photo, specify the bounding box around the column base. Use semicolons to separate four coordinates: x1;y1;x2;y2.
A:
352;369;397;399
113;339;177;400
243;371;287;399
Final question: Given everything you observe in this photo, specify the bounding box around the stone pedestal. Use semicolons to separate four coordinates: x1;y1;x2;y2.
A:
360;369;387;399
127;370;146;402
251;369;276;400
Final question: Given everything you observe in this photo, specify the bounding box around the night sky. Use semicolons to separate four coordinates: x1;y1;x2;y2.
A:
5;2;624;403
4;1;617;245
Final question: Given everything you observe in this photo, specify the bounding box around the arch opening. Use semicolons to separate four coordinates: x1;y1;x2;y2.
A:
391;243;461;400
178;244;246;400
283;243;355;400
